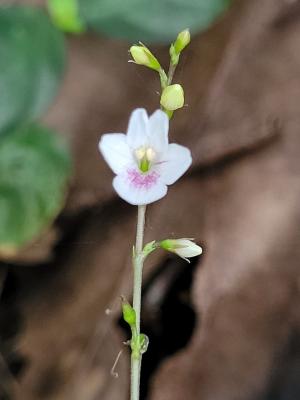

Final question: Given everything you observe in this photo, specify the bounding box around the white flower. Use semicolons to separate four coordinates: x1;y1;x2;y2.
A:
99;108;192;205
160;238;202;262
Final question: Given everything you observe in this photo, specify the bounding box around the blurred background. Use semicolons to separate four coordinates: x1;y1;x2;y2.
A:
0;0;300;399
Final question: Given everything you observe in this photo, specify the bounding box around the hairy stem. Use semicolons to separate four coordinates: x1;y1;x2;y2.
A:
131;204;146;400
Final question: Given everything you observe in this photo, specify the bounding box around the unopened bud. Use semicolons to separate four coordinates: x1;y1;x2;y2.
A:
174;29;191;53
130;45;161;71
160;239;202;262
122;300;136;327
160;84;184;111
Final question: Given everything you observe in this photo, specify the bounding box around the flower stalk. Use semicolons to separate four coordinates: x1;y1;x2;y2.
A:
131;204;146;400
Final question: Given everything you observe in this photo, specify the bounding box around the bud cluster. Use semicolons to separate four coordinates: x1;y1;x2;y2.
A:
122;299;136;328
129;30;191;118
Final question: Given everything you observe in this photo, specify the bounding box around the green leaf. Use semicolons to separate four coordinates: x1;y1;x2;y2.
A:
0;124;72;254
47;0;85;34
78;0;232;43
0;6;65;136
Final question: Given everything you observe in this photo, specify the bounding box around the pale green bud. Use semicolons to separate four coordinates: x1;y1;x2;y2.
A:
130;45;161;71
174;29;191;53
160;239;202;262
160;84;184;111
122;300;136;328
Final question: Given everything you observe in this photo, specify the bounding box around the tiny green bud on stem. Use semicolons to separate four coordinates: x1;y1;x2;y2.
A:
169;29;191;66
130;44;161;71
160;84;184;111
174;29;191;53
122;300;136;328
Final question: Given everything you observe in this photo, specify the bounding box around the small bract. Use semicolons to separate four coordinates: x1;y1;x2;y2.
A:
99;108;192;205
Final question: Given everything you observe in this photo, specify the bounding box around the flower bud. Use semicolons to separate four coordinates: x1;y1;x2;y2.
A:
129;45;161;71
160;239;202;262
174;29;191;53
122;300;136;328
160;84;184;111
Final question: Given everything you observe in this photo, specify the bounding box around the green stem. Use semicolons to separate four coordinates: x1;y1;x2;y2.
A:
130;357;141;400
160;62;178;118
167;62;177;85
159;68;168;90
131;204;146;400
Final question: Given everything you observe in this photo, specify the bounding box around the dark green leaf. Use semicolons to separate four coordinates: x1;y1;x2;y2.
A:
78;0;232;43
0;124;72;254
0;6;65;135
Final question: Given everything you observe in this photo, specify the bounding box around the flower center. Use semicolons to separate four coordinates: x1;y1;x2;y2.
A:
134;146;156;173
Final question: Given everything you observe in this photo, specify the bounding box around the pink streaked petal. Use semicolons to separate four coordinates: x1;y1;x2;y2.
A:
113;169;167;205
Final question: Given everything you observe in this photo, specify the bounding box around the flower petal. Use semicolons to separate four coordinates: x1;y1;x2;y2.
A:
173;240;203;258
99;133;133;174
113;170;167;205
176;245;202;258
157;143;192;185
148;109;169;153
126;108;149;149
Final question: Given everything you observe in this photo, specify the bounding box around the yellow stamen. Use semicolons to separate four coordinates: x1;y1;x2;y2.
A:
146;148;155;161
135;147;146;160
134;146;156;173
